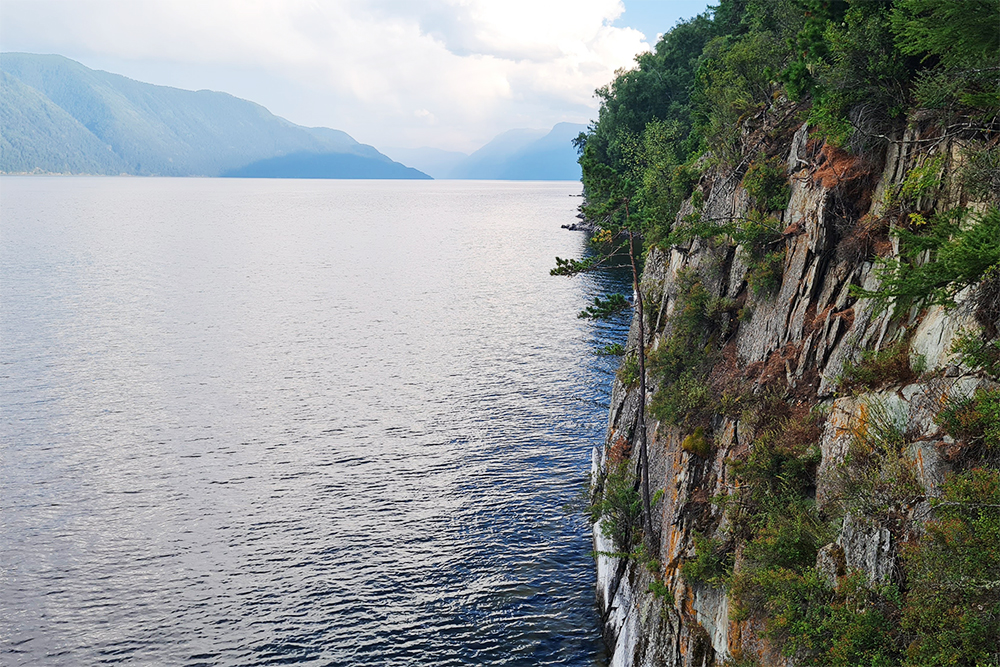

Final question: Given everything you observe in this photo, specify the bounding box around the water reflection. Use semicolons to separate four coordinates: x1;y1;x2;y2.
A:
1;178;630;666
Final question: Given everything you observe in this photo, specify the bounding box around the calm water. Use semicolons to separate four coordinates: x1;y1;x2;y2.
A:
0;178;630;666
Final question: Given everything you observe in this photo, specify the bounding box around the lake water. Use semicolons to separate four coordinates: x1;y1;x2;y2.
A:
0;178;631;666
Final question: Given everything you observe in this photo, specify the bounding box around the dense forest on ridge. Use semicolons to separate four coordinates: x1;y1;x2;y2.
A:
578;0;998;242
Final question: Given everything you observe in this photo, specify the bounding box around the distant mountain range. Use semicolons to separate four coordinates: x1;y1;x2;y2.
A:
383;123;586;180
0;53;428;178
1;53;586;181
381;146;469;180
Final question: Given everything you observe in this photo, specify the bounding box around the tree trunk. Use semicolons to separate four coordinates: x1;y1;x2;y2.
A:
628;230;655;555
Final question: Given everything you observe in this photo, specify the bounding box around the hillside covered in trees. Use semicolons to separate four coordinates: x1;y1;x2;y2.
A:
0;53;428;178
570;1;1000;664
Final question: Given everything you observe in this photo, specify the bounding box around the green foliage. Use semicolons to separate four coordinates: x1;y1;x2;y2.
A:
731;566;830;639
901;468;1000;666
727;503;838;653
727;453;826;550
806;100;855;149
596;342;627;356
837;337;922;392
670;206;786;298
646;268;737;429
950;328;1000;379
714;409;837;652
898;154;946;205
730;542;964;667
717;405;912;665
935;388;1000;453
779;1;923;147
743;505;829;573
725;417;827;556
670;208;782;248
765;572;904;666
591;460;643;553
735;211;786;298
780;0;848;101
972;264;1000;336
782;1;1000;149
617;354;640;387
721;656;762;667
821;3;914;134
551;255;607;276
634;121;703;245
910;65;1000;116
726;406;1000;664
651;371;715;428
743;154;791;212
572;0;1000;659
648;269;716;383
853;207;1000;312
959;144;1000;204
696;30;791;163
577;13;717;231
746;248;786;297
578;293;630;320
681;425;712;458
892;0;1000;69
578;0;997;245
648;578;675;603
837;399;924;519
807;576;903;667
681;531;731;586
735;210;784;247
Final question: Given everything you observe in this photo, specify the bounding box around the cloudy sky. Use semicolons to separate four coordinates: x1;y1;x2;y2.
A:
0;0;711;152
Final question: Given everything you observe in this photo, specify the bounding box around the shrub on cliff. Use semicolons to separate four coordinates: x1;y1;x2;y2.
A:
950;329;1000;380
837;336;924;393
681;531;730;586
835;398;924;520
901;468;1000;666
590;460;643;554
647;268;716;385
681;426;711;458
650;371;715;429
724;403;1000;665
745;249;786;297
936;387;1000;457
742;154;791;213
853;206;1000;313
647;268;738;430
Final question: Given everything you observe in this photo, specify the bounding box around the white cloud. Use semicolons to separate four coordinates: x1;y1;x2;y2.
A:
0;0;656;150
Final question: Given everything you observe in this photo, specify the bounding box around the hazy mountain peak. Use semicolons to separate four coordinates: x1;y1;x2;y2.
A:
446;122;587;180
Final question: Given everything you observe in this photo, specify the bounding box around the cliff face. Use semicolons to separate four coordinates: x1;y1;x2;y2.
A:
592;118;998;666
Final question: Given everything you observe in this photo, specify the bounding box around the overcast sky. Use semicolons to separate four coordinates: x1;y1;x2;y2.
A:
0;0;712;152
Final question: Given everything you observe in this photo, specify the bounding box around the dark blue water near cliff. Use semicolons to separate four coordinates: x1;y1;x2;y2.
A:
1;178;631;666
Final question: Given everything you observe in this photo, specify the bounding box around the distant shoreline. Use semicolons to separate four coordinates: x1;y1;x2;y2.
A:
0;173;585;182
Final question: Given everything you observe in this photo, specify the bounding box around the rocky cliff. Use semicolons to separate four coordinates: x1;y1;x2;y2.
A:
590;114;1000;666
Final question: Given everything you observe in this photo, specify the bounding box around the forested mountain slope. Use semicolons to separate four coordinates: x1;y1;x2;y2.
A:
0;53;427;178
0;70;129;174
569;1;1000;665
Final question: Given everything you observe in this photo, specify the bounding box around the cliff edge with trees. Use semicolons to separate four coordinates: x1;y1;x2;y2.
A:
562;1;1000;664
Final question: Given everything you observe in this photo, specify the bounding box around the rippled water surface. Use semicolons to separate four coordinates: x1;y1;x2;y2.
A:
1;178;631;666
